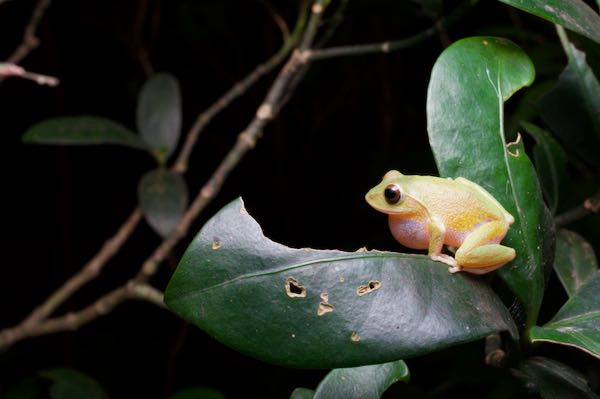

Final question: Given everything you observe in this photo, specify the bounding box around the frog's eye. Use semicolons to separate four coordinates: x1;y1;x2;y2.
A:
384;184;403;204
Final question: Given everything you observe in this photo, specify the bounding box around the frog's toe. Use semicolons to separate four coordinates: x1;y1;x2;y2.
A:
430;253;457;267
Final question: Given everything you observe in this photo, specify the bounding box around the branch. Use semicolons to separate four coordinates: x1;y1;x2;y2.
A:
0;63;59;86
555;191;600;228
6;0;51;64
0;282;164;349
137;0;331;281
306;0;474;61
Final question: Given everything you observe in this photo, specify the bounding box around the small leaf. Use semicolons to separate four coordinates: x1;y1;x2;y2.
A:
519;357;599;399
165;198;517;368
553;229;598;297
136;73;182;163
313;360;409;399
521;122;567;215
23;116;147;150
167;387;225;399
498;0;600;44
529;271;600;359
138;168;188;237
427;37;552;329
40;369;109;399
289;388;315;399
538;33;600;167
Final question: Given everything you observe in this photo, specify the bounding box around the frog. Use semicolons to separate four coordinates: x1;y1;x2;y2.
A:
365;170;516;274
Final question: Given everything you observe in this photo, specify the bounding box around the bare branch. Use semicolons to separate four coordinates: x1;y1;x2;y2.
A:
0;63;58;86
555;191;600;227
6;0;51;64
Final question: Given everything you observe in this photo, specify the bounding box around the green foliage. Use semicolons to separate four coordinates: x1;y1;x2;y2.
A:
138;168;189;237
165;198;516;368
40;369;109;399
426;36;552;329
553;229;598;297
520;357;600;398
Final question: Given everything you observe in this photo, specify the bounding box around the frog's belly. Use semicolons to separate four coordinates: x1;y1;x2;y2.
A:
388;216;431;250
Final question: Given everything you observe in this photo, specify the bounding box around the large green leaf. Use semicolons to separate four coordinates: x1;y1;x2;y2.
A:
538;30;600;167
165;198;517;368
138;168;188;237
519;357;599;399
497;0;600;44
136;73;182;163
40;369;109;399
23;116;147;150
312;360;409;399
529;271;600;359
521;122;567;215
427;37;552;329
553;229;598;297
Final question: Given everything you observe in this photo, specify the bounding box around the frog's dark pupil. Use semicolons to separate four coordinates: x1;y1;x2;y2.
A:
384;184;402;204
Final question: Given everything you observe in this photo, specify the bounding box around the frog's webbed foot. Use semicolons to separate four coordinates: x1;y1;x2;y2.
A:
430;253;458;268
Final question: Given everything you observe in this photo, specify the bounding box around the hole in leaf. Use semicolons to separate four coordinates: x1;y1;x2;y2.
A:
320;292;329;302
285;277;306;298
351;332;361;342
317;302;334;316
212;239;221;250
356;280;381;296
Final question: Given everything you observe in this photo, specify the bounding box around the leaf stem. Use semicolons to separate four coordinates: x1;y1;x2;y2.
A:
5;0;51;65
555;191;600;227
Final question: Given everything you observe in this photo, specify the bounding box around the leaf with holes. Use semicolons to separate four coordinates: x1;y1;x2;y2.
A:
137;73;182;163
138;168;188;237
519;357;599;398
23;116;148;150
498;0;600;44
40;369;109;399
312;360;409;399
521;122;566;215
529;270;600;359
165;198;517;368
553;229;598;297
427;37;553;329
538;33;600;167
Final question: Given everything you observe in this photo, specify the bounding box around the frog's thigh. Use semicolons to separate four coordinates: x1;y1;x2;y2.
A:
455;221;515;270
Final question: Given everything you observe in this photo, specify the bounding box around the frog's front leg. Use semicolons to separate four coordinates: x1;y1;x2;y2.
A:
427;217;458;269
454;221;516;275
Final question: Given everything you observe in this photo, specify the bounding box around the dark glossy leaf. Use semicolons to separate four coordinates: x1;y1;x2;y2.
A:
313;360;409;399
529;271;600;359
136;73;182;163
167;387;225;399
23;116;147;150
538;32;600;167
427;37;552;329
498;0;600;44
519;357;599;398
521;122;567;214
289;388;315;399
138;168;188;237
553;229;598;297
165;198;517;368
40;369;109;399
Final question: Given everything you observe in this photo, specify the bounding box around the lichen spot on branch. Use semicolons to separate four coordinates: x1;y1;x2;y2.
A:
285;277;307;298
356;280;381;296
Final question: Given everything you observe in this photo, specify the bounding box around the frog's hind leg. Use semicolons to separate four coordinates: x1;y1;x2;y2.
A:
454;221;515;273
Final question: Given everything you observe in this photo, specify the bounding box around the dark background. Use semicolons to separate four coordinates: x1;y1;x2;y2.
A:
1;0;598;398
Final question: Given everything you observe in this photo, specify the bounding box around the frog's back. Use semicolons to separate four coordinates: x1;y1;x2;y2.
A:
402;175;514;226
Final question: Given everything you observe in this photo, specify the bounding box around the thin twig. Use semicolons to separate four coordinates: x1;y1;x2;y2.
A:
555;191;600;228
0;63;59;86
6;0;51;64
138;0;331;281
0;282;164;349
307;0;474;61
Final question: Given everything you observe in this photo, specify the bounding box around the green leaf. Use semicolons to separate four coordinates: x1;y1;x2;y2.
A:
167;387;225;399
136;73;182;163
289;388;315;399
529;271;600;359
23;116;147;150
521;122;567;215
165;198;517;368
538;30;600;167
312;360;409;399
519;357;599;398
138;168;188;237
497;0;600;44
553;229;598;297
427;37;552;329
40;369;109;399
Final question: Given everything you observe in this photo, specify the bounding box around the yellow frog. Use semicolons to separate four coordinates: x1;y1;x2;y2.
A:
365;170;516;274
